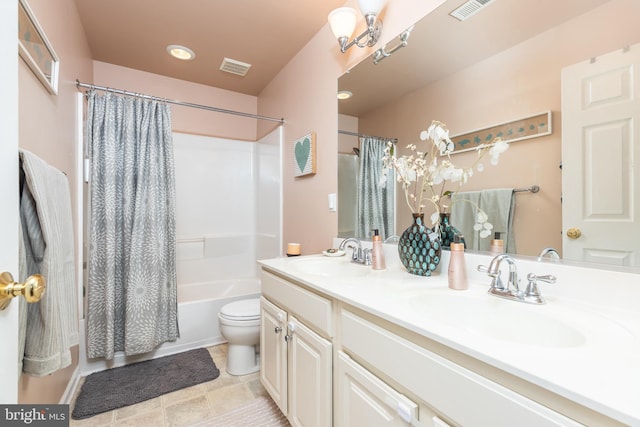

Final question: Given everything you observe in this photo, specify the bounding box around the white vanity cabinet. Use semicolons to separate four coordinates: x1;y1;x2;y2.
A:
259;261;627;427
260;271;333;427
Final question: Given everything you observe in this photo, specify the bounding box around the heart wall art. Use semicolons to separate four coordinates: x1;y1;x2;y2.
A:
293;132;316;177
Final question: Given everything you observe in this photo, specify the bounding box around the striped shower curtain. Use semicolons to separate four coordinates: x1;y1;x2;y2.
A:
86;91;179;359
356;137;395;240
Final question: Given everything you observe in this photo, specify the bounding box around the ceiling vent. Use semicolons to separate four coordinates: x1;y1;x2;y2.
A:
219;58;252;77
449;0;494;21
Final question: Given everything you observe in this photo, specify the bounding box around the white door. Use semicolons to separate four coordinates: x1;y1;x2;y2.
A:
287;315;332;427
0;0;21;404
561;44;640;266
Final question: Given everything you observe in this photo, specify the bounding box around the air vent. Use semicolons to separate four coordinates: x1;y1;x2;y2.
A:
450;0;494;21
219;58;252;76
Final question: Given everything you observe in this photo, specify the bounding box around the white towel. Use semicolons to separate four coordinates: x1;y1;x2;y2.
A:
18;150;78;376
451;189;516;253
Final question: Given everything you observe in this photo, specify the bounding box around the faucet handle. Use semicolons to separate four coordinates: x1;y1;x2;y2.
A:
524;273;556;304
476;264;489;273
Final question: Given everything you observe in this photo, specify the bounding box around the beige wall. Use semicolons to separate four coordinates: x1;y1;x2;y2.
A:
18;0;93;404
93;62;261;141
356;0;640;257
258;0;446;255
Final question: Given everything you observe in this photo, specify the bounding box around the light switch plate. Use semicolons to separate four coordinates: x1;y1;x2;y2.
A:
328;193;337;211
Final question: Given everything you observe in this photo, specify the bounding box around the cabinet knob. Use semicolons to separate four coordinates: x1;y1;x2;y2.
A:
274;326;282;334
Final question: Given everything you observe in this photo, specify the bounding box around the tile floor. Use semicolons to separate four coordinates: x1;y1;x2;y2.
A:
70;344;269;427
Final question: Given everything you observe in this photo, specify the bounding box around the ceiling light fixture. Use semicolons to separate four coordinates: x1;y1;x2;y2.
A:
167;45;195;61
328;0;386;53
337;90;353;100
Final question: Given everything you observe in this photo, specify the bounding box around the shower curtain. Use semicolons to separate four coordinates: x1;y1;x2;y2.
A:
356;137;394;240
86;91;179;359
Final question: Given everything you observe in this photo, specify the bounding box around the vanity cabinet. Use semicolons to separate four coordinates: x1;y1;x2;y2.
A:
260;271;332;427
259;264;620;427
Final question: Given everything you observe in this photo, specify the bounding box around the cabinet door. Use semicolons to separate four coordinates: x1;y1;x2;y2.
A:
260;297;288;414
288;315;332;427
336;351;419;427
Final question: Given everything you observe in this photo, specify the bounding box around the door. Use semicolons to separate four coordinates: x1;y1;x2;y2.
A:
561;44;640;266
0;0;21;404
287;315;332;427
260;297;288;414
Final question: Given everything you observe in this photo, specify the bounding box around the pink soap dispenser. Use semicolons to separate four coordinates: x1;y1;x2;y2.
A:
371;229;386;270
448;234;468;290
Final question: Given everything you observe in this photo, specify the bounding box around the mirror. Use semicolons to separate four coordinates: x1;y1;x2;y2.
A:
338;0;640;269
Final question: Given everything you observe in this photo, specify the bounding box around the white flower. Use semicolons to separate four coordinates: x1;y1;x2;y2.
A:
381;120;509;240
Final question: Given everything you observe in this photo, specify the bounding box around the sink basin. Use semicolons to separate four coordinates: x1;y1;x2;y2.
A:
409;293;587;348
289;256;371;278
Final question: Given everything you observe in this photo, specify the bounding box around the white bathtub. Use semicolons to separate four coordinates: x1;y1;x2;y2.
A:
174;278;261;351
78;278;261;375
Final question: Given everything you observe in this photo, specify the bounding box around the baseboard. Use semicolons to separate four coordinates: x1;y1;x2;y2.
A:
60;365;82;405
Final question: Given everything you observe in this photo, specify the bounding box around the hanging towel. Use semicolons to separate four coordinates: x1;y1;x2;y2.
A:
451;189;516;253
450;190;481;250
479;188;517;253
18;150;78;376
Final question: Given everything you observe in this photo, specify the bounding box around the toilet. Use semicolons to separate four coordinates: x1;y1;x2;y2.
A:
218;298;261;375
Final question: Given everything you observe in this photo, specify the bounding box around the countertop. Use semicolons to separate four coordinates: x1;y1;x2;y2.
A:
258;250;640;426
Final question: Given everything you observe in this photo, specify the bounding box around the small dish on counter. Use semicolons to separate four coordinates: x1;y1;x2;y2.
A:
323;249;345;257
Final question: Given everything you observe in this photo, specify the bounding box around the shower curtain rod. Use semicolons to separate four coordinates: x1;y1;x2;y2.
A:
75;80;284;124
338;129;398;143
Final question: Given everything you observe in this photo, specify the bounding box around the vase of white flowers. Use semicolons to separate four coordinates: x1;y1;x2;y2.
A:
382;120;509;276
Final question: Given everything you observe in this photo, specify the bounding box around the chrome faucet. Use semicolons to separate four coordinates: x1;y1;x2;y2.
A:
478;254;556;304
537;247;560;262
338;238;372;265
487;254;521;294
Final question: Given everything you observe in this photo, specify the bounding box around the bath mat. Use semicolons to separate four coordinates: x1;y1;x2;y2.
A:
72;348;219;419
191;395;290;427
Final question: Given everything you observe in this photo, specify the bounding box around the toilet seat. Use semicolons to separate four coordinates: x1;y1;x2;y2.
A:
219;298;260;321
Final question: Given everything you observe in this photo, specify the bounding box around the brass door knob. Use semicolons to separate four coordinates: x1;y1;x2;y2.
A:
0;272;46;310
566;227;582;239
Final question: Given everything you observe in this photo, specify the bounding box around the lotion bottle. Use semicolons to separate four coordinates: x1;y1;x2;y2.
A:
490;232;504;256
371;229;386;270
448;234;468;290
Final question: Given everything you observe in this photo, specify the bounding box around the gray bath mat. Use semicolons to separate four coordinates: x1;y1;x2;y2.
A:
72;347;220;419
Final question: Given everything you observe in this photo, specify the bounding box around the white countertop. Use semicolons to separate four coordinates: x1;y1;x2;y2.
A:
258;249;640;426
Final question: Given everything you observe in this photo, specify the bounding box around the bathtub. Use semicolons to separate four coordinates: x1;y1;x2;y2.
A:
78;277;261;375
173;278;261;351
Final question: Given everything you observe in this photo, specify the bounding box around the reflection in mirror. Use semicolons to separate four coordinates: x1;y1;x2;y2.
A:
337;129;396;240
338;0;640;269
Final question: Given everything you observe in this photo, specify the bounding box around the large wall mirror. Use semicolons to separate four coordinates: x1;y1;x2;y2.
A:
338;0;640;269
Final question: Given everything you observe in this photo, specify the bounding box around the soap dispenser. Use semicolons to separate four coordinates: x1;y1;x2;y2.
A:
371;229;386;270
490;232;504;256
448;234;468;290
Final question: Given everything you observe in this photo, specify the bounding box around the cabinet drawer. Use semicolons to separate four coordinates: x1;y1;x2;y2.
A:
340;309;583;427
261;270;333;338
336;351;419;427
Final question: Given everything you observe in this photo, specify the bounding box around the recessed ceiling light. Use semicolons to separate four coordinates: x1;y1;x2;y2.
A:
337;90;353;100
167;45;195;60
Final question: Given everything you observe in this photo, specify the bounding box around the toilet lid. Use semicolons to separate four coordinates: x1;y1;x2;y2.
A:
220;298;260;321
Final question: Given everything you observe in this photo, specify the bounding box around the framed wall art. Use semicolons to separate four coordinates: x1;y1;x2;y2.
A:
293;132;316;177
450;111;552;154
18;0;59;95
